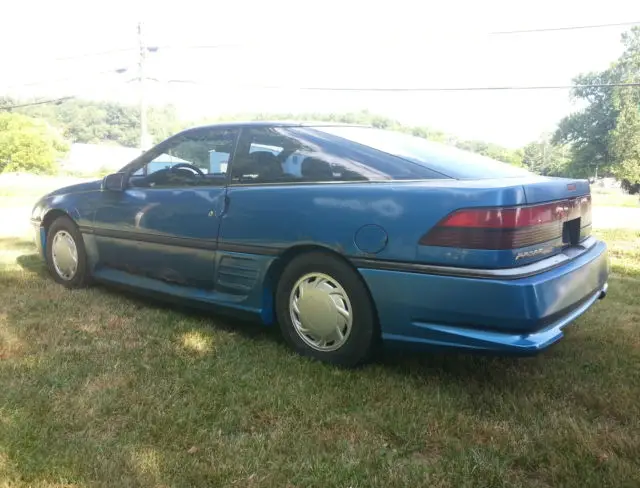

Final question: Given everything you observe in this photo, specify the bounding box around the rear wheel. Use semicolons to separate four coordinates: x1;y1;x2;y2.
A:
45;216;90;288
275;252;378;367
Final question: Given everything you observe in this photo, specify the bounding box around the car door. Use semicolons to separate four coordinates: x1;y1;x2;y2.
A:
92;127;239;289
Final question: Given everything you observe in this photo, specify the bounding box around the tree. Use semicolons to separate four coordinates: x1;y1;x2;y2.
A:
6;101;525;168
17;99;183;148
0;113;68;174
610;29;640;185
553;71;619;178
522;134;570;176
0;97;18;109
453;140;524;167
553;27;640;184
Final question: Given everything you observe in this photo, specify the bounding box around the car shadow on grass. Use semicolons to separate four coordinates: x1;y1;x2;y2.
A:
7;241;619;384
0;236;35;251
101;284;282;343
75;282;560;382
7;251;570;378
15;253;49;277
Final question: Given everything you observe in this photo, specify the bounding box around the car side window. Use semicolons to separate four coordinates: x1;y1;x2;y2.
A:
230;127;376;184
129;128;238;188
229;127;447;185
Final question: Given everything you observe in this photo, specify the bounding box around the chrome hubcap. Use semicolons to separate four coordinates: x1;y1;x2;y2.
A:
51;230;78;280
289;272;353;352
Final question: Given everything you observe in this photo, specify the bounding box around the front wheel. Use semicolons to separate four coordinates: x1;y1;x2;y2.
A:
45;216;90;288
275;252;378;367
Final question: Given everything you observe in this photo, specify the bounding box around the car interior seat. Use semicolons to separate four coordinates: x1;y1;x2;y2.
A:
301;157;334;181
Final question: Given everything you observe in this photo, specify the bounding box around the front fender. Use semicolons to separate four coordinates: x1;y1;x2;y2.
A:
32;200;81;228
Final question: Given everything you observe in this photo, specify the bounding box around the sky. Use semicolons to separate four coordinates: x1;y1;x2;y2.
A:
1;0;640;148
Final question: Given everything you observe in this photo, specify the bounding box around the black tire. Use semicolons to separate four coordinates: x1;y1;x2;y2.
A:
275;251;378;367
45;215;90;289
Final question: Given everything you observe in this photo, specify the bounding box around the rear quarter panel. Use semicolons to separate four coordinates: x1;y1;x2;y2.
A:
219;180;529;266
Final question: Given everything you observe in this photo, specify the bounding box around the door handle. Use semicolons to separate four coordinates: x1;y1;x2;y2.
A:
208;210;216;217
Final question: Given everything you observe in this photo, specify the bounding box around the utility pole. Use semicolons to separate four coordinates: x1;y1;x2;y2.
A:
137;21;148;151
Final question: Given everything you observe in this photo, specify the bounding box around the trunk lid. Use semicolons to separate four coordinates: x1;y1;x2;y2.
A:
520;176;590;204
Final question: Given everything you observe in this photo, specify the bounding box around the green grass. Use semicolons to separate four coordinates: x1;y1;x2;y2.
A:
591;191;639;208
0;196;39;209
0;184;58;210
0;188;44;198
598;229;640;280
1;230;639;486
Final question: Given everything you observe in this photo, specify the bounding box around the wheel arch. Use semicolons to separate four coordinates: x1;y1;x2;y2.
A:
41;209;78;247
261;244;380;330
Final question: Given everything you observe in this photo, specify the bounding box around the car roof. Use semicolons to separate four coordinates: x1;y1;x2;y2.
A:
178;121;371;133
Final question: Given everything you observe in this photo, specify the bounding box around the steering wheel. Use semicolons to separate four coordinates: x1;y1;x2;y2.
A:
170;163;205;177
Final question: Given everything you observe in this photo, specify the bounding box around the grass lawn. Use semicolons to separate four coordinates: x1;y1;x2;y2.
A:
591;191;639;208
1;223;639;486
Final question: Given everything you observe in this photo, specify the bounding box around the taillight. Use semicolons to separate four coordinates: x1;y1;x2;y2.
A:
420;196;592;250
579;195;592;240
579;195;592;226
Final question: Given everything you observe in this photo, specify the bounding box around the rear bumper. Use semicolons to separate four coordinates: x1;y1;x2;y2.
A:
358;240;609;354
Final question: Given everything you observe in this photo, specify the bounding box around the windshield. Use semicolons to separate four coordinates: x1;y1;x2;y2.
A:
315;126;532;179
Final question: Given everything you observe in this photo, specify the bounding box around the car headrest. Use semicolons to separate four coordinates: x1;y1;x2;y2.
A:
248;151;284;179
301;157;333;181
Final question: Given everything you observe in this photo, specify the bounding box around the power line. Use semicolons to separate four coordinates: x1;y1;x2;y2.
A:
151;81;640;91
49;43;240;62
0;96;75;110
490;21;640;35
154;42;247;51
53;47;136;61
286;83;640;92
9;75;638;95
45;20;640;62
6;67;131;90
155;22;640;51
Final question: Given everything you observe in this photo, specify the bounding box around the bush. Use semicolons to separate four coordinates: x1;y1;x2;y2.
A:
621;179;640;195
0;113;69;174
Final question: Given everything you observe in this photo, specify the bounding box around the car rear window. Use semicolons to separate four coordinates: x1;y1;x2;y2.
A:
313;126;532;180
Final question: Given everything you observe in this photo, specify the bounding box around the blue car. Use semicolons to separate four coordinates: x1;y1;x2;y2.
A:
31;122;609;366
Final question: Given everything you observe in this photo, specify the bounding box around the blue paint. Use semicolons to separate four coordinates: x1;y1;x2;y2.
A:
359;240;608;349
29;122;610;356
354;224;388;254
382;285;604;353
93;249;276;316
92;186;226;289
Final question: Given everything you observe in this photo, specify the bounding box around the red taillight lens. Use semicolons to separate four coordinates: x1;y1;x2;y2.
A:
420;196;592;250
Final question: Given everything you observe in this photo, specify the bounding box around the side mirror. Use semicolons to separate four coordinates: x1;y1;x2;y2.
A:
102;172;126;191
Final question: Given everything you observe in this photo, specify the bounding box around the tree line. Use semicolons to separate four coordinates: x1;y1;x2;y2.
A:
1;26;639;188
553;27;640;192
0;99;528;175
